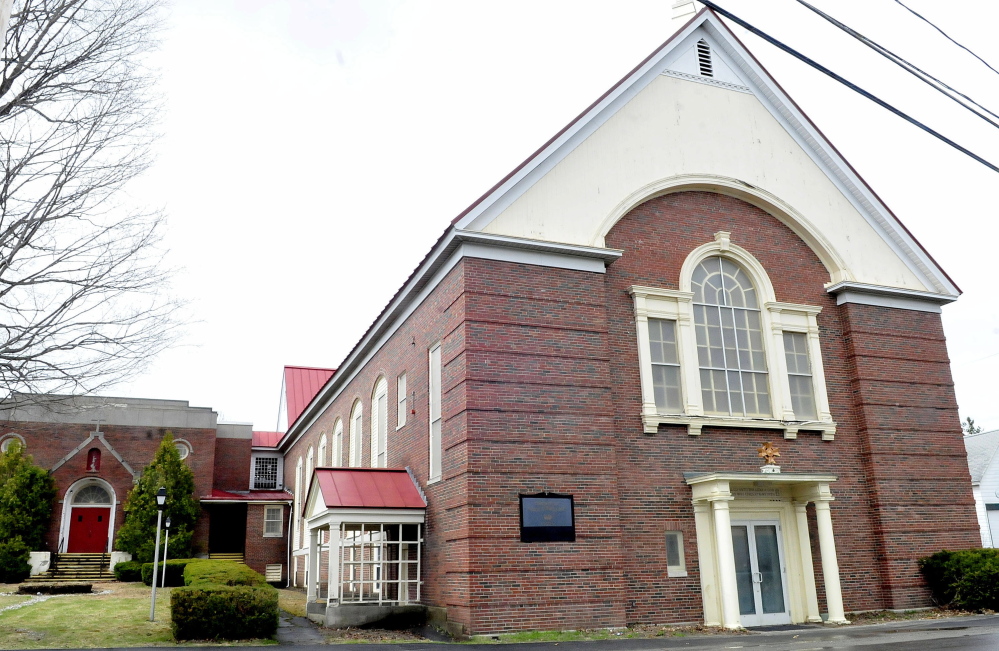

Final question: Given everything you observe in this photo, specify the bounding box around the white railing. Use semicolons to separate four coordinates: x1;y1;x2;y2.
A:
337;522;422;605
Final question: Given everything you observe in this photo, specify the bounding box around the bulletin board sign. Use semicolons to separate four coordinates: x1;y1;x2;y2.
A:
519;492;575;542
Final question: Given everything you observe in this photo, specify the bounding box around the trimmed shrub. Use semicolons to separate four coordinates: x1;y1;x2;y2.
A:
114;560;143;582
141;558;191;587
171;584;278;640
0;538;31;583
18;582;91;595
919;548;999;610
183;559;267;587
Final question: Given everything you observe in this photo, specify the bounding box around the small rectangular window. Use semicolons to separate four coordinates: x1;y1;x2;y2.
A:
253;456;279;490
264;505;283;537
648;318;682;412
397;373;407;428
783;332;816;420
666;531;686;577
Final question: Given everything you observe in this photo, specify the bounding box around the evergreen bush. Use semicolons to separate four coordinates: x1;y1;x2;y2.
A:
919;548;999;610
140;558;191;587
115;432;199;563
0;442;55;584
170;584;279;641
113;560;144;582
0;538;31;583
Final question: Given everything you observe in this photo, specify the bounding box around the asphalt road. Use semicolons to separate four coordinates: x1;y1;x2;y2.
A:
73;614;999;651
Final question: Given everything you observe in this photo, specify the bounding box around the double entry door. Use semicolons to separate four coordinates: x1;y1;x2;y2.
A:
731;520;791;626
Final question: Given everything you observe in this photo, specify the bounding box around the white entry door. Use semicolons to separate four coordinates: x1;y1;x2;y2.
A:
731;520;791;627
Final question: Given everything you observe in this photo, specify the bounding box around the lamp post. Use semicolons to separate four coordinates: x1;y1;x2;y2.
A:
161;516;171;588
149;487;166;622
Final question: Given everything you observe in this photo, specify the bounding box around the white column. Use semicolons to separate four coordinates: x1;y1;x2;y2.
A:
307;528;320;601
814;499;849;624
326;525;340;605
711;498;741;629
794;501;822;623
693;502;720;626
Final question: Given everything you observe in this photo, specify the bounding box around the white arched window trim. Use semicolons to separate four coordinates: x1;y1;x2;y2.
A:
370;377;389;468
349;401;363;467
317;433;328;468
630;231;834;439
332;418;343;467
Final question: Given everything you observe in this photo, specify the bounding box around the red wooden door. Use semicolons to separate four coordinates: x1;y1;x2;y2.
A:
67;507;111;553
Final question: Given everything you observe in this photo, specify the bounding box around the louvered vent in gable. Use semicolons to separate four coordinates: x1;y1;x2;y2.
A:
696;39;713;77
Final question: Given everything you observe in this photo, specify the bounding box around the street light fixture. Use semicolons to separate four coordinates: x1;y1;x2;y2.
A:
161;516;172;588
149;487;166;622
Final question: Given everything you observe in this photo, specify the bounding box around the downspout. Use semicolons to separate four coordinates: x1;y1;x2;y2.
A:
285;503;293;588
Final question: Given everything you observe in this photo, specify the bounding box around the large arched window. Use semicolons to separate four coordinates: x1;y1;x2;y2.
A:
630;231;834;438
349;401;363;467
692;256;770;417
318;433;328;468
371;377;388;468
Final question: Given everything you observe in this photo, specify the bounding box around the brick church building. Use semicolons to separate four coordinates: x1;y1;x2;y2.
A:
0;4;979;634
276;4;980;635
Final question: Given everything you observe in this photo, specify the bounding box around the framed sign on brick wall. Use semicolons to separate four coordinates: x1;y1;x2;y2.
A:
519;492;575;542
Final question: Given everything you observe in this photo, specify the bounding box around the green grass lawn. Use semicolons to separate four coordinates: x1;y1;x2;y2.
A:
0;582;277;648
0;595;33;610
0;583;173;649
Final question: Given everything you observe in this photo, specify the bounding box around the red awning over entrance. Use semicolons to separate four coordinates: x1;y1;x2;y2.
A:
312;468;426;510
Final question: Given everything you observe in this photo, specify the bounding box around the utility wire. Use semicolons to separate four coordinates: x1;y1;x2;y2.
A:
892;0;999;78
698;0;999;174
797;0;999;129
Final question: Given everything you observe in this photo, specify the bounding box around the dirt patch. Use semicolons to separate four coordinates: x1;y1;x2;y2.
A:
322;626;432;643
848;608;987;625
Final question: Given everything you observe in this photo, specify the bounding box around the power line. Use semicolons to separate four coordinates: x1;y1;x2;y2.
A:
698;0;999;175
892;0;999;78
796;0;999;129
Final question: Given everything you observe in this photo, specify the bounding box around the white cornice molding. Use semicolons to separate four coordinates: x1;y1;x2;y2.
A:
660;69;751;93
826;281;956;313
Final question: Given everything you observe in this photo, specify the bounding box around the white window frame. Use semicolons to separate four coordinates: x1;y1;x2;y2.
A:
397;372;407;429
332;418;344;467
318;433;328;468
251;454;283;490
293;457;303;550
306;446;314;488
429;343;442;483
629;232;834;439
349;401;363;467
371;377;389;468
665;530;687;577
263;505;283;537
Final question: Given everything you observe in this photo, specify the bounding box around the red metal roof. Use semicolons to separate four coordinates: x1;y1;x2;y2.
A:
285;366;336;427
313;468;426;510
202;488;294;502
252;431;283;447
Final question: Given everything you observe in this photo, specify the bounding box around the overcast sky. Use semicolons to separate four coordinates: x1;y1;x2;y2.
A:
119;0;999;433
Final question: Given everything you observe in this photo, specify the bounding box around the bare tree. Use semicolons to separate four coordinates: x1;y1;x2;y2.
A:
0;0;180;400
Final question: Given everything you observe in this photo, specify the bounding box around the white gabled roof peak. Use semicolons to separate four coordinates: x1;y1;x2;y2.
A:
452;7;958;299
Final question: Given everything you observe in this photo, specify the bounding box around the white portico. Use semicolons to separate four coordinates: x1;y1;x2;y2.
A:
686;470;848;629
302;467;426;628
